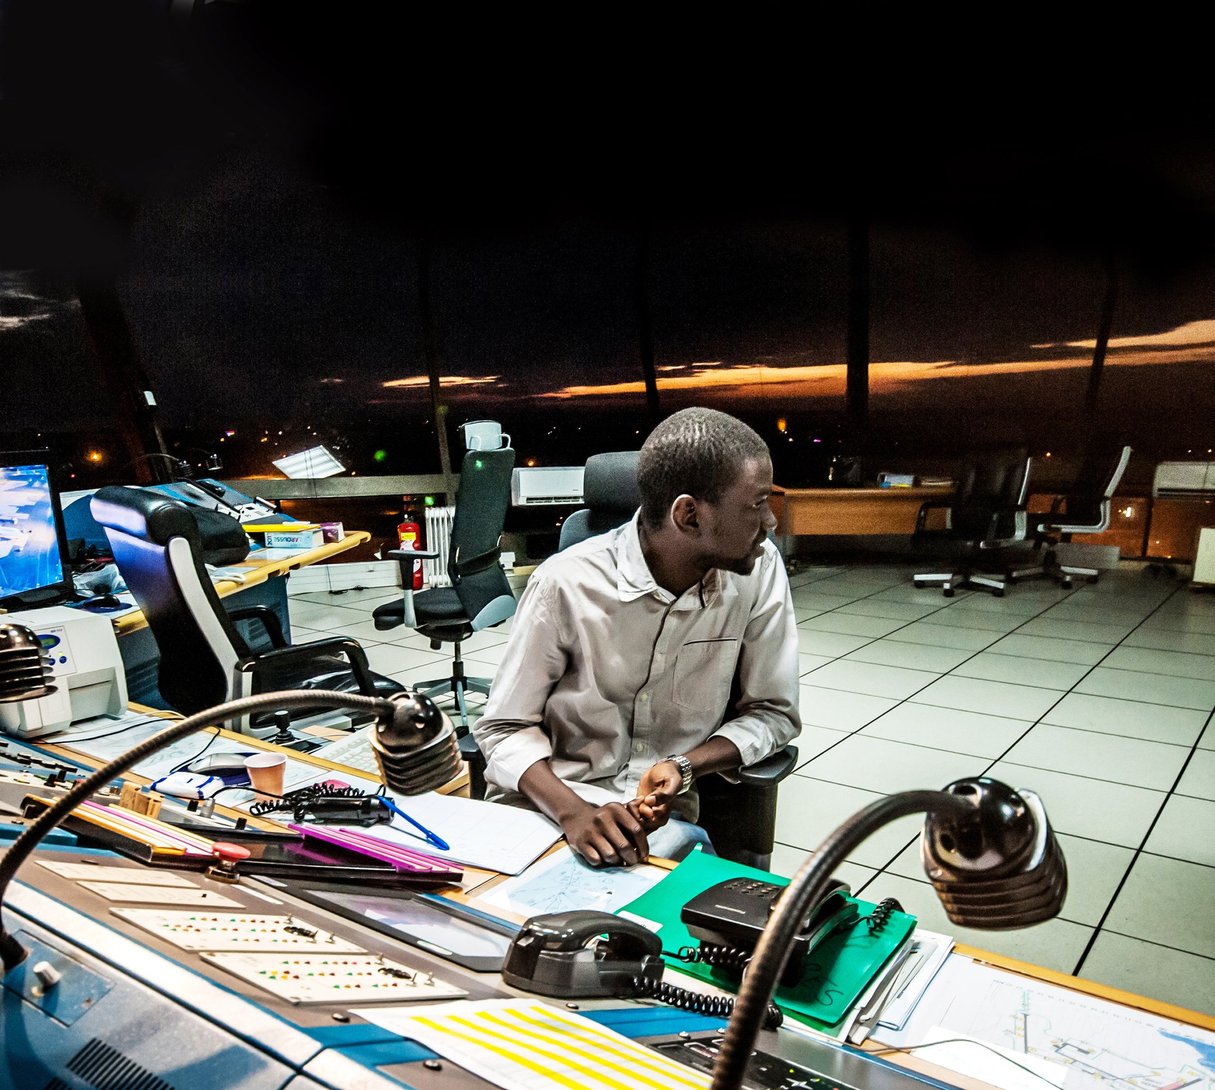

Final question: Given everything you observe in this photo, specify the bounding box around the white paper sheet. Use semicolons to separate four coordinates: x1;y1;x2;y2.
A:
335;791;562;874
473;844;666;921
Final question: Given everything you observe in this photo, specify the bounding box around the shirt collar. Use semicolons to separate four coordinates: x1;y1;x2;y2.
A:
614;512;726;609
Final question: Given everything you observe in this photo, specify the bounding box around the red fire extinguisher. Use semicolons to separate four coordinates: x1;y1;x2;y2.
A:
397;509;424;590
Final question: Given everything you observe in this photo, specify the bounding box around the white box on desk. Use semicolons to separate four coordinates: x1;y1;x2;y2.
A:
263;527;324;549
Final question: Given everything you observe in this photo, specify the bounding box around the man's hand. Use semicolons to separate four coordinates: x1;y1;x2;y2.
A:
561;801;650;867
633;760;682;831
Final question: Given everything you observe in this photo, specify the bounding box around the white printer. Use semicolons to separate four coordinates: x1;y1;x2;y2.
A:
0;606;128;739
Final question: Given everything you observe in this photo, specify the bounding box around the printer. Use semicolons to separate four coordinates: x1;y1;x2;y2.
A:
0;606;128;739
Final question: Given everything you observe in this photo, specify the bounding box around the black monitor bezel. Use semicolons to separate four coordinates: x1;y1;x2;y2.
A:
0;448;75;611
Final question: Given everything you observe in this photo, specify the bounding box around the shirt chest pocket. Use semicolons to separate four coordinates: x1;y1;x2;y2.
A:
672;639;739;714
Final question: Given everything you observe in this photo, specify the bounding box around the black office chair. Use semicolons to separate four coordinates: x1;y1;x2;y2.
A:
555;449;798;870
1007;444;1132;588
372;447;517;734
912;446;1033;597
91;485;404;737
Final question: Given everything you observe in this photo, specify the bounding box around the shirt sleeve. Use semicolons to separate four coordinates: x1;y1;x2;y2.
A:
471;573;569;794
711;545;802;767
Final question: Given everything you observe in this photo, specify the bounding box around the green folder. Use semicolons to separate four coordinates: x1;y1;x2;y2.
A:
615;849;915;1031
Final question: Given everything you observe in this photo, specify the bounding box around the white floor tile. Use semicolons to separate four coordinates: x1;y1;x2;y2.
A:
798;685;899;731
362;643;450;679
843;639;975;673
983;632;1112;665
798;612;910;638
788;725;851;765
773;779;923;869
836;599;944;622
886;621;1001;651
1144;793;1215;867
789;590;865;612
797;652;834;676
1041;693;1208;746
860;703;1033;759
931;609;1027;634
1123;628;1215;656
1103;853;1215;959
1176;748;1215;801
1017;617;1134;644
796;628;873;657
1080;932;1215;1018
910;675;1062;720
793;734;988;795
1101;646;1215;680
1001;724;1192;792
767;843;876;892
1073;666;1215;711
950;651;1092;690
806;659;938;700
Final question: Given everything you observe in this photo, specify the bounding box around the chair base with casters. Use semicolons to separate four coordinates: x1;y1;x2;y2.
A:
1006;548;1098;589
913;567;1008;597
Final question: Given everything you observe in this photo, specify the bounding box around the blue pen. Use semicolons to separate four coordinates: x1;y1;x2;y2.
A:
380;798;449;852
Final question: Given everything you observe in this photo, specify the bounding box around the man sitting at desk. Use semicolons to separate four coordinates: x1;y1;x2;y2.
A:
473;407;801;867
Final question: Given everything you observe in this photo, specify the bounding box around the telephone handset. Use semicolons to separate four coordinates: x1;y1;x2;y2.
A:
680;876;857;987
501;908;784;1028
501;909;665;998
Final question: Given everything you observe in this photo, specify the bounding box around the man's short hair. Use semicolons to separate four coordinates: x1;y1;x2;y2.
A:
637;407;769;528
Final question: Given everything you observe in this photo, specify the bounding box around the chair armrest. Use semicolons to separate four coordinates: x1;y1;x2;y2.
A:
227;605;288;648
452;545;502;577
236;636;378;695
734;744;798;787
385;548;442;562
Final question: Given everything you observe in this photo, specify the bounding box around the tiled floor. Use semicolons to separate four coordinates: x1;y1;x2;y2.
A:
286;559;1215;1017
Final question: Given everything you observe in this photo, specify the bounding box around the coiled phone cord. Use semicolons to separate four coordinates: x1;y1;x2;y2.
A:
673;942;753;974
622;975;784;1030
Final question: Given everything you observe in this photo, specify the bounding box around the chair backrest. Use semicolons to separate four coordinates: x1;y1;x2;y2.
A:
558;450;642;551
448;448;518;631
91;485;248;714
951;446;1032;541
1054;444;1132;531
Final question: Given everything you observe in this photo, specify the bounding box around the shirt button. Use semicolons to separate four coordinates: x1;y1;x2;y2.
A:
639;693;650;703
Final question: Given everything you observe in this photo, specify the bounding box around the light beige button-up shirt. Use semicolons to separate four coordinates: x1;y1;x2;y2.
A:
473;513;801;821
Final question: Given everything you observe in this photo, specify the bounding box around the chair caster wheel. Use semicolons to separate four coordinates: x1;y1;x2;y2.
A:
944;588;955;598
995;589;1005;597
914;581;925;588
1087;576;1100;584
1061;579;1073;589
1006;575;1017;584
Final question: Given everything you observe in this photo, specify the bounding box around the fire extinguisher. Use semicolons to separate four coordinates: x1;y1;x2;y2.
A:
397;509;424;590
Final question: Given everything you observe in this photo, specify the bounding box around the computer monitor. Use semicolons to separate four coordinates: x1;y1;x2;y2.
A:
0;450;75;611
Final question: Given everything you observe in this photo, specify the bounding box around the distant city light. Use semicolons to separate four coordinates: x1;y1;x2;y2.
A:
86;450;104;463
776;418;787;433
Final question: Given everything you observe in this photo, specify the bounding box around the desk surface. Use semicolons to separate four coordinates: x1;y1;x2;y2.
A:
112;529;370;635
773;485;952;536
11;719;1214;1090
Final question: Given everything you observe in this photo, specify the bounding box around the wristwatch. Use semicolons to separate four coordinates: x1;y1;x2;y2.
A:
664;753;694;795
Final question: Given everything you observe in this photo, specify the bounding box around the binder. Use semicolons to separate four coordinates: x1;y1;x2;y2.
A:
615;848;915;1031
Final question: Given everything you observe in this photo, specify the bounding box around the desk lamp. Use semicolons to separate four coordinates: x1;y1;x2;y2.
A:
0;623;459;972
710;778;1067;1090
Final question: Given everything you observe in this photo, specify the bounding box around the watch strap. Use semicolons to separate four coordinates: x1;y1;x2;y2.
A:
664;753;694;794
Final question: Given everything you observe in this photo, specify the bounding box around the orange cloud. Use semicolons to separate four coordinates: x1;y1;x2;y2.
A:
1035;318;1215;350
383;374;500;389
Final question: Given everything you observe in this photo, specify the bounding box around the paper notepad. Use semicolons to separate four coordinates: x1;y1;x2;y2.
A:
331;792;563;875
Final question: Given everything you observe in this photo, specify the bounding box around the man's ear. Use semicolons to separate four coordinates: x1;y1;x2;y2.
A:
670;494;700;533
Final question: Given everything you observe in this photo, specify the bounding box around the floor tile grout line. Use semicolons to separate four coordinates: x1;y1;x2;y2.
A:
1070;701;1215;979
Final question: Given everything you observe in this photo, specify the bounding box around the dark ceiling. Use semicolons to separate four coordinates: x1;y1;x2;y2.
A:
3;1;1215;278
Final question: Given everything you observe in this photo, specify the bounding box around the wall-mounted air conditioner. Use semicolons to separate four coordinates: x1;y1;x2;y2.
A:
511;467;584;507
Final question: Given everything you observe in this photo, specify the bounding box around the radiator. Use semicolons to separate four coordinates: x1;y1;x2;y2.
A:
1194;527;1215;587
423;505;456;587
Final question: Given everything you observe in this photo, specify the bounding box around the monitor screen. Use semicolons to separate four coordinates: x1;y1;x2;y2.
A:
0;450;74;611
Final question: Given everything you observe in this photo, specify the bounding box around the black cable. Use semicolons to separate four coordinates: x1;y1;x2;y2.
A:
622;975;784;1030
866;896;901;933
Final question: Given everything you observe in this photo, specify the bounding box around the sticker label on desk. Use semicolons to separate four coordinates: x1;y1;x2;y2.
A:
111;908;366;953
76;881;242;907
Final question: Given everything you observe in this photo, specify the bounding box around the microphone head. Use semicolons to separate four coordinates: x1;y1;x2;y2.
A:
922;778;1068;929
370;690;463;794
0;623;56;704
